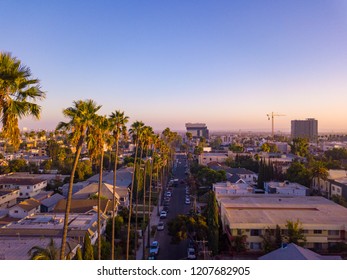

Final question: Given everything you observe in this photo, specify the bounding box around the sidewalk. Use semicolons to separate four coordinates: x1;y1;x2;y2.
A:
136;203;162;260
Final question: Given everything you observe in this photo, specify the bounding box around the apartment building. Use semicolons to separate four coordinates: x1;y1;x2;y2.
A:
291;118;318;141
0;177;47;199
219;195;347;252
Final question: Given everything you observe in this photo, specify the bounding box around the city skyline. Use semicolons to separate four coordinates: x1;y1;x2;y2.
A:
1;1;347;132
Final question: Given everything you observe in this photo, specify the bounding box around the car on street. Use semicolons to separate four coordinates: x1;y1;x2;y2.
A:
165;191;172;197
157;221;165;231
185;198;191;205
163;206;169;212
150;241;160;255
187;247;196;259
160;210;167;219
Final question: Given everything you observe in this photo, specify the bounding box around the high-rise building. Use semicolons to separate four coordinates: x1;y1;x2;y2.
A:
185;123;209;139
291;118;318;140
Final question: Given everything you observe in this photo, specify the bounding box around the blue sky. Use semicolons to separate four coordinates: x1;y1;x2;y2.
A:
1;0;347;133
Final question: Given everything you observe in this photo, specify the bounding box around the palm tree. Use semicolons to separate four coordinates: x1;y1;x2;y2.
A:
87;115;110;260
0;52;45;150
28;238;59;260
56;99;101;259
309;160;329;195
126;120;144;259
108;110;128;260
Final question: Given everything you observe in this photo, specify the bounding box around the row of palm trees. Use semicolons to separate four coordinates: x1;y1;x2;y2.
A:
56;100;180;260
0;52;179;260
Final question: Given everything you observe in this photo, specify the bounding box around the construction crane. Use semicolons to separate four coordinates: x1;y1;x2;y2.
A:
267;112;285;138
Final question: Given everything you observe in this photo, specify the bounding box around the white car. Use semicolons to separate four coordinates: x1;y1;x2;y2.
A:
160;210;167;219
185;198;191;205
157;221;165;231
165;191;172;197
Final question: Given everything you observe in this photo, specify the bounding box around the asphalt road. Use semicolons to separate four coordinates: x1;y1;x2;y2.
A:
155;154;191;260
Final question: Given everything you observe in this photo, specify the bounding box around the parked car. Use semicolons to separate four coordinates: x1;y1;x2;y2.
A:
160;210;167;219
150;241;160;255
163;206;169;212
187;247;196;259
157;221;165;231
148;252;156;260
185;198;191;205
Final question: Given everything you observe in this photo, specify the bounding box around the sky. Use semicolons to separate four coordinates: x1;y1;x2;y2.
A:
1;0;347;133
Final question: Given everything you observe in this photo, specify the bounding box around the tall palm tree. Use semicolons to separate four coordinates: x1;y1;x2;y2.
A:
108;110;128;260
140;126;154;258
56;99;101;259
310;160;329;195
126;120;144;259
87;114;110;260
0;52;45;150
28;238;59;260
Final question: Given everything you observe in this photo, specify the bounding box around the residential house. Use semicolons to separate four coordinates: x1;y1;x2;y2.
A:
264;181;308;196
198;153;228;166
8;198;41;219
0;190;19;209
40;193;65;212
53;199;111;214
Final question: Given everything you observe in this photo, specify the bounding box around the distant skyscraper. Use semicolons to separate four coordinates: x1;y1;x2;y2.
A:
291;118;318;140
185;123;209;139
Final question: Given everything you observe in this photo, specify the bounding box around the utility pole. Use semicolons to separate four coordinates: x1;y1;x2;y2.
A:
267;112;285;138
196;240;211;260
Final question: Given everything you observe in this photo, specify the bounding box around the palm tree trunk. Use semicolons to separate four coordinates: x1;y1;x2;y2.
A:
97;150;104;260
60;142;83;259
111;135;119;260
126;140;139;260
142;148;149;259
135;143;144;257
147;153;154;247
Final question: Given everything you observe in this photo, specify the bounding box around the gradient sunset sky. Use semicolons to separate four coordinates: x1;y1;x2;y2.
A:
1;0;347;133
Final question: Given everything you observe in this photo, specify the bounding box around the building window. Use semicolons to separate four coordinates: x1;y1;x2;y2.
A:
250;229;261;236
14;210;18;213
237;229;242;235
328;230;339;236
313;230;322;234
27;186;30;189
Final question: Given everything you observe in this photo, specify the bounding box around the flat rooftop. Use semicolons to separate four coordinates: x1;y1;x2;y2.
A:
220;195;347;230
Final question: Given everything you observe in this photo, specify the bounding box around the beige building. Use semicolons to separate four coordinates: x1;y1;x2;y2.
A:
219;195;347;252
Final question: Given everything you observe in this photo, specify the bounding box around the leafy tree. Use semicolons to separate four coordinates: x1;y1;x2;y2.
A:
193;145;203;156
283;220;306;246
324;148;347;161
261;225;282;253
231;234;247;253
82;233;94;260
331;195;347;208
0;52;45;150
210;137;222;150
9;158;28;172
228;143;244;153
290;138;309;157
285;160;311;187
167;214;208;244
206;191;219;255
74;247;83;260
261;143;278;153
